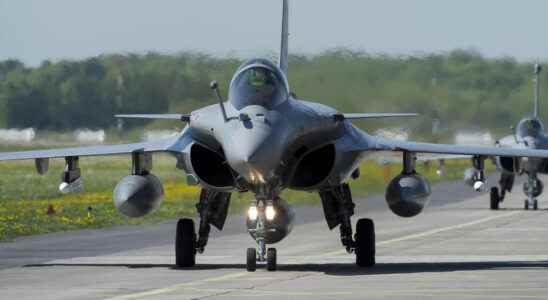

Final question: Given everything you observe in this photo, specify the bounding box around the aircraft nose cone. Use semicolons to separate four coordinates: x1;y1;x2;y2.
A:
224;125;282;184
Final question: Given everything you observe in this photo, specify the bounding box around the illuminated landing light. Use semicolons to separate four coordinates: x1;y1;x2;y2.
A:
256;172;265;184
249;169;266;184
249;172;256;183
266;204;276;221
248;206;258;221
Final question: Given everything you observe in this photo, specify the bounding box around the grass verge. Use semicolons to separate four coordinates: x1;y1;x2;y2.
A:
0;155;479;241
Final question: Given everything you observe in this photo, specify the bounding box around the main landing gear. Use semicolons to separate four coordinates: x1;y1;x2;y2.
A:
490;173;515;210
175;189;231;268
320;183;376;267
355;218;375;267
175;218;196;267
490;187;500;210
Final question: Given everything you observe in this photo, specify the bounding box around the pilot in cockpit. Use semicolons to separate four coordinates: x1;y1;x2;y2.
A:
230;62;288;110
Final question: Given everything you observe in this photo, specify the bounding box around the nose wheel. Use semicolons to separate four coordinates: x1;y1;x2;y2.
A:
246;246;277;272
267;248;277;271
524;199;539;210
246;248;256;272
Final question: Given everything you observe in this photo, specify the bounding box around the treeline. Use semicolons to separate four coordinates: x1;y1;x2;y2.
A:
0;49;544;137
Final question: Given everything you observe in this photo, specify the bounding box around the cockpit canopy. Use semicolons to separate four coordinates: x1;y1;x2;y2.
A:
229;59;289;110
517;118;544;137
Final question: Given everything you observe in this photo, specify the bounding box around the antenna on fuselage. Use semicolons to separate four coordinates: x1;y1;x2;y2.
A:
210;81;229;122
534;62;542;118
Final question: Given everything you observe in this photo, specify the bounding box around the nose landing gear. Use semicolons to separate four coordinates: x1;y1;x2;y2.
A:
246;245;277;272
524;175;542;211
246;199;278;272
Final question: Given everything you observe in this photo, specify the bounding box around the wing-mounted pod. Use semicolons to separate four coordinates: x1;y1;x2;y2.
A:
113;152;164;218
35;158;49;175
436;159;446;176
385;151;432;217
463;156;487;192
59;156;82;194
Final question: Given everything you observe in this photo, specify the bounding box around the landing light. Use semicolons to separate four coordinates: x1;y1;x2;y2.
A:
248;206;258;221
249;170;265;184
256;172;265;184
266;205;276;221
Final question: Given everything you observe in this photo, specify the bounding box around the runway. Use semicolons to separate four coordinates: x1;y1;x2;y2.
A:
2;178;548;299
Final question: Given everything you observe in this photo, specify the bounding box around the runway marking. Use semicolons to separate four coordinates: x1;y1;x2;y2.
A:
377;210;522;246
319;210;522;257
103;272;248;300
104;211;524;299
384;292;546;299
179;287;352;297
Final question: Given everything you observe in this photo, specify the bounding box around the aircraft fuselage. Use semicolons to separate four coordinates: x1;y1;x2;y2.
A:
186;95;365;198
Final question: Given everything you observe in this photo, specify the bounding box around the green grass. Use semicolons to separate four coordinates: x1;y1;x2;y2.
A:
0;155;479;241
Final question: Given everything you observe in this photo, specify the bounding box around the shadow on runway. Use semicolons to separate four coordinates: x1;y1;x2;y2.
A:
24;260;548;275
279;261;548;276
452;207;548;211
24;263;174;269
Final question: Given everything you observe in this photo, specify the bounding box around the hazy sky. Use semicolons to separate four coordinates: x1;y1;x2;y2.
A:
2;0;548;66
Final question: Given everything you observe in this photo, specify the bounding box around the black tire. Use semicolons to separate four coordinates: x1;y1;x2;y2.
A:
267;248;277;271
246;248;256;272
355;218;375;267
524;200;529;210
534;200;539;210
490;187;500;210
175;218;196;267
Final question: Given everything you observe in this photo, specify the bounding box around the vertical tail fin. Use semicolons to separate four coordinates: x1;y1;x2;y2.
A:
279;0;289;75
534;62;542;118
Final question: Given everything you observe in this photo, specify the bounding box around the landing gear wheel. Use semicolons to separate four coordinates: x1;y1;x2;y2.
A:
490;187;500;210
355;218;375;267
175;218;196;267
246;248;256;272
267;248;277;271
524;200;529;210
534;199;539;210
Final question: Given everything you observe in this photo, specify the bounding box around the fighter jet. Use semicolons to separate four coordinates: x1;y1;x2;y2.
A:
3;0;548;272
475;63;548;211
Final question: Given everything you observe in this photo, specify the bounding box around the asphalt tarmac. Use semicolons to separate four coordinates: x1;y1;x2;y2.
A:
1;177;548;300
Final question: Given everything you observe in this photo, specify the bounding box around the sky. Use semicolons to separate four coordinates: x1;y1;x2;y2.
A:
1;0;548;66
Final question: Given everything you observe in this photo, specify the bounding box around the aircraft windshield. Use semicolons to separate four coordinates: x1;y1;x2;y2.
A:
230;66;288;110
517;118;544;137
